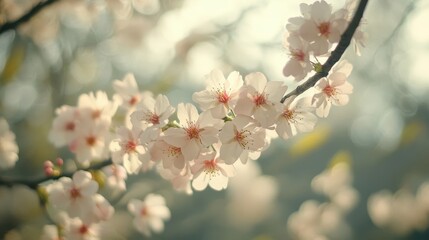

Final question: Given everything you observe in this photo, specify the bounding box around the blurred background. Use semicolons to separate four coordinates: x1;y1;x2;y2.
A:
1;0;429;239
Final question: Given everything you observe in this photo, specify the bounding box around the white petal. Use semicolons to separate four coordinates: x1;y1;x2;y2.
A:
245;72;267;93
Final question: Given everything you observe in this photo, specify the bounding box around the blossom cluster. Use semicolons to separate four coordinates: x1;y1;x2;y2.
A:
49;59;354;195
287;161;359;240
0;0;366;238
368;181;429;236
282;0;365;81
42;170;170;239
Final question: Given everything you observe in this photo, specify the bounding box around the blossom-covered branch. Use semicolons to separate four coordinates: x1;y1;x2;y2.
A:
280;0;369;103
0;159;112;189
0;0;372;238
0;0;59;35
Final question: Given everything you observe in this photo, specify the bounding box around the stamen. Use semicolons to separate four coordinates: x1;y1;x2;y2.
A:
318;22;331;37
253;94;267;106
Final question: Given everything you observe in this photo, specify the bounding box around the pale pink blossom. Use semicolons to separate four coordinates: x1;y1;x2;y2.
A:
130;94;175;142
289;0;348;55
235;72;287;128
47;170;98;219
71;121;111;167
312;60;353;117
0;118;19;170
163;103;222;162
77;91;117;122
219;115;267;164
275;96;317;140
368;190;428;235
88;194;115;222
63;218;100;240
48;106;80;147
287;200;351;240
113;73;143;108
311;162;359;212
110;126;147;174
128;194;171;237
192;69;243;118
102;164;127;192
282;33;313;81
151;139;187;173
191;151;235;191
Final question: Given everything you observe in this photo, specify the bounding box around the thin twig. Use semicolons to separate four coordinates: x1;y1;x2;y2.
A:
0;159;113;189
280;0;369;103
0;0;60;35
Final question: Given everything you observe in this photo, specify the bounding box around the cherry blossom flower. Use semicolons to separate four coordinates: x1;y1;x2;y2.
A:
312;60;353;118
48;106;80;147
130;94;175;142
163;103;222;162
0;118;19;170
282;33;313;81
102;164;127;192
151;139;187;173
287;200;352;240
192;69;243;118
88;194;115;222
71;121;111;167
311;162;359;212
63;217;100;240
77;91;117;123
219;115;267;164
110;126;147;174
235;72;287;128
298;0;348;55
368;190;428;235
128;194;171;237
47;170;99;219
191;150;235;191
113;73;143;109
275;96;317;140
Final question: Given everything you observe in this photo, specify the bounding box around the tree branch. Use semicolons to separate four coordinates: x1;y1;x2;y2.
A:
0;159;113;190
0;0;60;35
280;0;369;103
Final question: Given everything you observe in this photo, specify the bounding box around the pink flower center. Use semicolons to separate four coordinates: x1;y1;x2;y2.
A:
323;85;336;97
86;136;97;146
167;146;181;157
282;109;295;120
318;22;331;37
65;122;75;131
140;206;148;216
79;225;89;235
149;114;160;125
92;110;101;119
235;130;251;149
111;165;120;177
253;94;267;106
185;123;201;140
70;187;81;199
291;49;306;62
125;140;137;153
204;159;217;172
217;90;230;104
128;96;138;106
